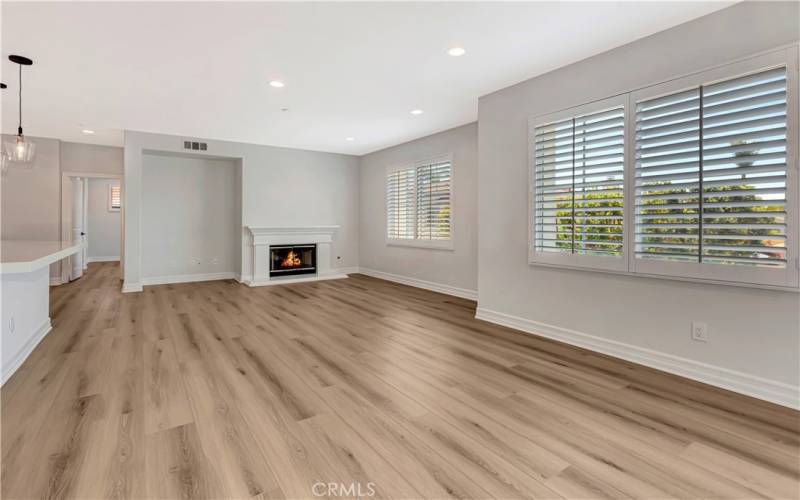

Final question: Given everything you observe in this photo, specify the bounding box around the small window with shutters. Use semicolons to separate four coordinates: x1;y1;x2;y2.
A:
632;52;797;288
386;156;453;249
530;94;628;272
108;184;121;212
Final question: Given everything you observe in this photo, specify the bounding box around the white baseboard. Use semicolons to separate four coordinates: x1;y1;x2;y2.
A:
49;277;64;286
122;281;143;293
475;307;800;410
141;272;237;286
2;318;52;385
336;266;360;275
358;268;478;300
86;256;120;263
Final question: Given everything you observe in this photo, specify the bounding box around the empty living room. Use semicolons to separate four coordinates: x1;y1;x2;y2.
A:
1;1;799;499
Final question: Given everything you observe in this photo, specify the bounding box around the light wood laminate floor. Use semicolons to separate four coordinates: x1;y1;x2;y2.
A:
2;262;798;499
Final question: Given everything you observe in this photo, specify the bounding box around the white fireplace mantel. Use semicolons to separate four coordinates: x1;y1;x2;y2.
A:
244;225;346;286
248;225;339;246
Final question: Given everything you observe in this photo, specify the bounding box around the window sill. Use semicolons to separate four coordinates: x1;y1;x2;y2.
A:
527;260;800;293
387;239;454;251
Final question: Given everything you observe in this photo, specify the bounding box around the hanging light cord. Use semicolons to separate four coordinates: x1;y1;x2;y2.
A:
18;63;23;134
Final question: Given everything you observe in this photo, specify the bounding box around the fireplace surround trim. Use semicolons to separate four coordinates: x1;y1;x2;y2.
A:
245;226;346;286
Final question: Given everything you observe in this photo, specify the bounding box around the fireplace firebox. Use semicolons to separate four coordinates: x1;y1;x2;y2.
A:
269;244;317;277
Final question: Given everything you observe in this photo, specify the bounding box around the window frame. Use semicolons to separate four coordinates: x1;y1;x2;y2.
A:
529;94;630;272
385;154;454;250
108;183;121;212
528;47;799;291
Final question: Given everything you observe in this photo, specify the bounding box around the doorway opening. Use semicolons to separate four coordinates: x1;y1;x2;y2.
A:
60;173;122;283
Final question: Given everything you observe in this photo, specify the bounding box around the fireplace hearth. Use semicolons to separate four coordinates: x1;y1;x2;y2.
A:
270;244;317;277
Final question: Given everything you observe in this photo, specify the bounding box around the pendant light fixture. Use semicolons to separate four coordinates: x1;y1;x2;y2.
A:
5;55;35;164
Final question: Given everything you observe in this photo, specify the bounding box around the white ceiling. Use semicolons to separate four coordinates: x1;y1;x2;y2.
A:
1;1;731;155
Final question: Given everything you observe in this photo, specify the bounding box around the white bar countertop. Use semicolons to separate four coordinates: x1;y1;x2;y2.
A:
0;240;82;274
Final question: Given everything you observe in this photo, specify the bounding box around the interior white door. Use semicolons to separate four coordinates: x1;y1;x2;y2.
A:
82;178;89;270
70;177;85;280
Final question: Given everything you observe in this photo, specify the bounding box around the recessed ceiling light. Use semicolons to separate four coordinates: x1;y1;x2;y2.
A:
410;109;424;115
269;80;285;88
82;129;95;134
345;137;355;142
447;47;466;57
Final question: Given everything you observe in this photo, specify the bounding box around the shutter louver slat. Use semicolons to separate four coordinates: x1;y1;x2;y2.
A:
533;106;624;257
635;67;788;268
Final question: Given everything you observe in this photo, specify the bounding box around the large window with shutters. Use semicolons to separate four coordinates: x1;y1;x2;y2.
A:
386;156;453;249
529;48;798;289
530;95;628;271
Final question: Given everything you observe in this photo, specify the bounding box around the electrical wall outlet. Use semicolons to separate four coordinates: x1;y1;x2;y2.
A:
691;322;708;342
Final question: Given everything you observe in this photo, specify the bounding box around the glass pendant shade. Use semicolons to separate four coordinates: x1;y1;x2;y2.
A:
6;134;35;163
0;149;9;176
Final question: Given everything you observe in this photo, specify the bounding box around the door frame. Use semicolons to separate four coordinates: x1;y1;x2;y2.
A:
60;171;123;284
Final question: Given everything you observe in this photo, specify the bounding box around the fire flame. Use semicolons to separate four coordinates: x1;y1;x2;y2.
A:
281;250;303;268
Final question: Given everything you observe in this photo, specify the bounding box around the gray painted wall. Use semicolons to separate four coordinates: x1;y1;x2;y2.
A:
87;178;121;260
1;135;61;242
61;141;123;175
477;2;800;389
359;123;478;293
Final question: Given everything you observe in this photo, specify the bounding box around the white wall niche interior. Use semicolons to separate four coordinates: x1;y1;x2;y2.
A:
140;151;240;286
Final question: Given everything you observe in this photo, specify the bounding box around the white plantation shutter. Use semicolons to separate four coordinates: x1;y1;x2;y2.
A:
387;158;452;245
635;88;702;262
702;68;788;267
635;67;789;269
387;168;416;239
533;105;625;259
108;185;121;211
416;160;452;240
